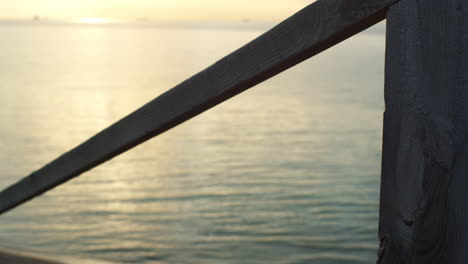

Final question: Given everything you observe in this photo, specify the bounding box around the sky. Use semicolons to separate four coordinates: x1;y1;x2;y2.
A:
0;0;312;22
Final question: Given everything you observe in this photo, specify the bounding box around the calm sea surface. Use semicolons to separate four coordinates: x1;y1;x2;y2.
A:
0;21;386;264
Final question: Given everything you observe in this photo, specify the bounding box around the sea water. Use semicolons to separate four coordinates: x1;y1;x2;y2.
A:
0;21;386;264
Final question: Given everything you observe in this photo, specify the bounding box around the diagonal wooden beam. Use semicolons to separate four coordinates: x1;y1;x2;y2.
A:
0;0;400;214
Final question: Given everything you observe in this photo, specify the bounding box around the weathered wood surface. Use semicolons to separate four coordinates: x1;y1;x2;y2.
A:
0;0;399;214
378;0;468;262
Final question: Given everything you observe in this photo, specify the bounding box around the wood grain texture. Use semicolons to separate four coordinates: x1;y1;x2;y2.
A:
0;0;399;214
378;0;467;262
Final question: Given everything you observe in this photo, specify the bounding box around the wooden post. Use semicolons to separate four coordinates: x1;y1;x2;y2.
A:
379;0;467;262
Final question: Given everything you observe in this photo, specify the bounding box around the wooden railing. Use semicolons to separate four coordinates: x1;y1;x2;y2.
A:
2;0;467;262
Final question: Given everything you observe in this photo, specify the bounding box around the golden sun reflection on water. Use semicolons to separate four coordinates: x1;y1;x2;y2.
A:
77;18;111;24
0;24;386;264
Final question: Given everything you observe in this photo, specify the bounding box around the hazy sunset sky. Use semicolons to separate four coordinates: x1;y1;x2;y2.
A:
1;0;312;22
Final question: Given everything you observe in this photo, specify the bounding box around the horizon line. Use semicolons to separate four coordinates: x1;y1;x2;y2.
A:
0;17;283;31
0;16;386;35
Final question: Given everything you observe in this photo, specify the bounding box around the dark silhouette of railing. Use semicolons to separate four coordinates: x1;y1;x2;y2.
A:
3;0;467;262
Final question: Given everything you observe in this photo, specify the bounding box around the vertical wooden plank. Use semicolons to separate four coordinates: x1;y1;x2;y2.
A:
378;0;467;262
